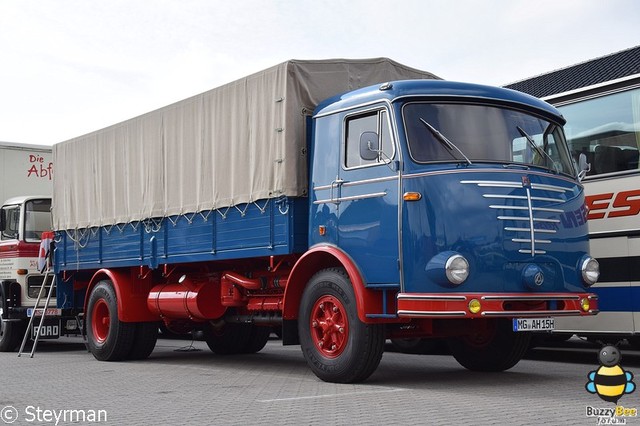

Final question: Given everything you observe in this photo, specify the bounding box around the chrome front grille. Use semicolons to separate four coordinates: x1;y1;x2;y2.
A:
461;179;568;255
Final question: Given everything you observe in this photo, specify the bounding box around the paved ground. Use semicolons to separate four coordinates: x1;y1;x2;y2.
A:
1;336;639;425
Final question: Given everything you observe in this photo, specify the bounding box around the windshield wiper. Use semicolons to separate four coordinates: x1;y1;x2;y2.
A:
419;118;472;165
516;126;557;172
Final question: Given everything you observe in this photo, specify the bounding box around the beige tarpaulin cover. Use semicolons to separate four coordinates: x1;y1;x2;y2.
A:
52;58;439;230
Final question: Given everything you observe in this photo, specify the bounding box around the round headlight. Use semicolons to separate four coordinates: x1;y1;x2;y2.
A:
581;257;600;287
445;254;469;285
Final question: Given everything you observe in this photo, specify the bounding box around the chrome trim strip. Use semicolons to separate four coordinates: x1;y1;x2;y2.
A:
530;196;565;203
490;205;529;210
531;183;568;193
313;192;387;205
482;310;582;317
314;184;333;191
397;310;467;317
504;227;556;234
313;198;334;205
338;192;387;202
343;176;398;187
463;181;522;188
512;238;552;244
397;294;466;301
498;216;560;223
519;249;547;254
314;175;398;192
533;207;565;213
481;295;581;301
483;194;527;200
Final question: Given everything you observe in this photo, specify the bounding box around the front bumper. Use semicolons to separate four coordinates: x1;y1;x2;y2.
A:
397;292;598;319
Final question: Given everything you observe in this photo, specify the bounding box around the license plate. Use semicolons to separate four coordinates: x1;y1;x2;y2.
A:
513;317;555;332
27;307;62;317
31;319;60;339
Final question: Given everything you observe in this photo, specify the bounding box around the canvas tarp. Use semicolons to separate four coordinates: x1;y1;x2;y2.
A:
52;58;439;230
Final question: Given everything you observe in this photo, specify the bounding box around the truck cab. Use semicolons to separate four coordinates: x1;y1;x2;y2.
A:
0;196;58;351
307;80;599;374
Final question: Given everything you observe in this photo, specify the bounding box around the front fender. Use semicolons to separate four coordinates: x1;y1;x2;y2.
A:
284;245;393;323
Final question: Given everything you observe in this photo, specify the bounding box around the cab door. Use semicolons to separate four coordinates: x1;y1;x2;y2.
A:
336;107;400;286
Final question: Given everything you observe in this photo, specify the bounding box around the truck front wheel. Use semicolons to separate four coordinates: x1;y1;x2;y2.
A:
298;268;384;383
0;318;24;352
447;319;531;372
0;287;24;352
86;280;136;361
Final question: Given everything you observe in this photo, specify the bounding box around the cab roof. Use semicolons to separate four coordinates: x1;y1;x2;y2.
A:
314;79;565;124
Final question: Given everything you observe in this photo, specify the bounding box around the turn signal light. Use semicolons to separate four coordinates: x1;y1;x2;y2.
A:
581;298;590;312
403;192;422;201
468;299;482;314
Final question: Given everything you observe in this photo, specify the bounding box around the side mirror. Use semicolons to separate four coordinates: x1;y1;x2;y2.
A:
359;131;379;161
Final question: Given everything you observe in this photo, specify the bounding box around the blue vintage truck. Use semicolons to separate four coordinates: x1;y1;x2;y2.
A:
51;59;599;383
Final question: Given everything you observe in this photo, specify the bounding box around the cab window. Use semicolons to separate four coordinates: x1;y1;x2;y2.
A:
559;87;640;177
344;110;393;168
1;205;20;240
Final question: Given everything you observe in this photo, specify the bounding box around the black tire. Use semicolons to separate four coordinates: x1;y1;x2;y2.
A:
390;338;443;354
242;325;271;354
127;322;159;360
0;287;24;352
0;319;24;352
203;322;251;355
298;268;384;383
86;280;136;361
448;319;531;372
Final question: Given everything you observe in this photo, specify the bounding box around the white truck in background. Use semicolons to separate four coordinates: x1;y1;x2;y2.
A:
0;142;53;203
0;142;60;351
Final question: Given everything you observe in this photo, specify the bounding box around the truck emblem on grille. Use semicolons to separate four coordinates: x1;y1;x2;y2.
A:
534;271;544;286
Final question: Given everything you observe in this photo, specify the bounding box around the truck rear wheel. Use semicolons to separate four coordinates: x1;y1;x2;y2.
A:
298;268;384;383
203;322;251;355
242;325;271;354
448;319;531;372
127;322;159;360
86;280;136;361
390;338;443;354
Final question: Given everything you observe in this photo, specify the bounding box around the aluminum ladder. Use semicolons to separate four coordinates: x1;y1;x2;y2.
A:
17;269;56;358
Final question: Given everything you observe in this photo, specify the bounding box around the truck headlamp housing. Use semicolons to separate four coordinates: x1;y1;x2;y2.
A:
580;256;599;287
445;254;469;285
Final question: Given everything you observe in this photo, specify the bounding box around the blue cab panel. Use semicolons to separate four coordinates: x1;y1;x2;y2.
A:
400;168;589;295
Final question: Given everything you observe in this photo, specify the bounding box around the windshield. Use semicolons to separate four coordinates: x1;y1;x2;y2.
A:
24;199;52;242
403;102;575;176
1;199;52;241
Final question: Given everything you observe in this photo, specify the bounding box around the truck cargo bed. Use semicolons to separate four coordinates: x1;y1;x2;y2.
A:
55;197;308;271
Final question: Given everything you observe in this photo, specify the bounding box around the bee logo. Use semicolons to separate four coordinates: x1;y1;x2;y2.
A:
586;345;635;403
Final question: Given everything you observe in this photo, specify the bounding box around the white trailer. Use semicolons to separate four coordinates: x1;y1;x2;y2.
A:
0;142;61;351
0;142;53;204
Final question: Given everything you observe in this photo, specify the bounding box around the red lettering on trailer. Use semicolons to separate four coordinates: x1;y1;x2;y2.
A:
609;189;640;218
586;189;640;220
585;193;613;220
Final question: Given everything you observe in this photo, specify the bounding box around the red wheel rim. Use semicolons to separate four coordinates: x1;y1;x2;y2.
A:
310;295;349;358
92;298;110;344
